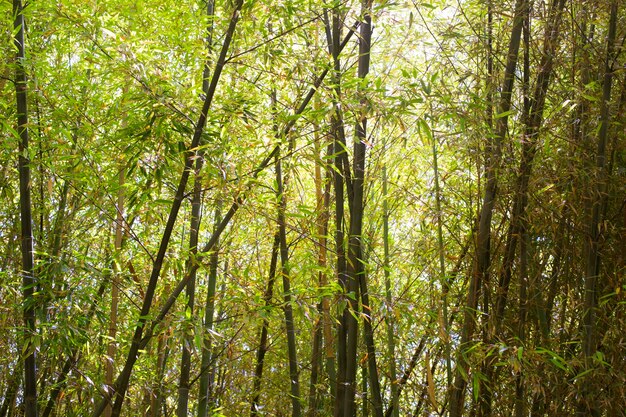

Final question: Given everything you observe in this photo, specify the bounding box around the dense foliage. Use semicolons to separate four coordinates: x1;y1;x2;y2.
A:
1;0;624;416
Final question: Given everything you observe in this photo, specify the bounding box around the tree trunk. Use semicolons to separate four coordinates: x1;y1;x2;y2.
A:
198;207;222;417
328;9;350;417
153;321;171;417
250;233;280;417
13;0;38;415
176;152;202;417
579;2;618;416
105;157;125;417
348;3;384;416
513;228;529;417
308;319;323;416
276;145;302;417
382;167;399;417
178;0;216;408
307;127;332;417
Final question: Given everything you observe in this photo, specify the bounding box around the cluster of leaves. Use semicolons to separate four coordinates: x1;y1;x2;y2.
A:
1;0;625;416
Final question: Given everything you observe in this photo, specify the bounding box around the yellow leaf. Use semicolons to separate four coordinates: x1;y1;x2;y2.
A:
438;308;448;343
426;351;438;410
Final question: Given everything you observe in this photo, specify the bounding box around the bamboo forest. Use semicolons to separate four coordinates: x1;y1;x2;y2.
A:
1;0;625;416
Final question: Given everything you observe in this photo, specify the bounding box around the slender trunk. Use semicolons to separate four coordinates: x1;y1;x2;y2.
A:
105;161;125;417
431;133;450;389
343;12;365;417
327;9;349;416
176;156;202;417
307;129;332;417
153;323;171;417
308;319;323;416
579;3;617;416
276;146;302;417
513;228;529;417
250;88;288;417
14;0;37;415
332;130;349;417
320;141;334;405
348;3;384;416
198;207;222;417
34;77;45;258
361;359;368;417
544;215;565;338
449;0;526;415
485;0;494;129
42;145;72;304
382;167;399;417
181;1;215;415
359;279;382;417
250;233;280;417
201;0;215;95
582;0;617;360
514;9;531;416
